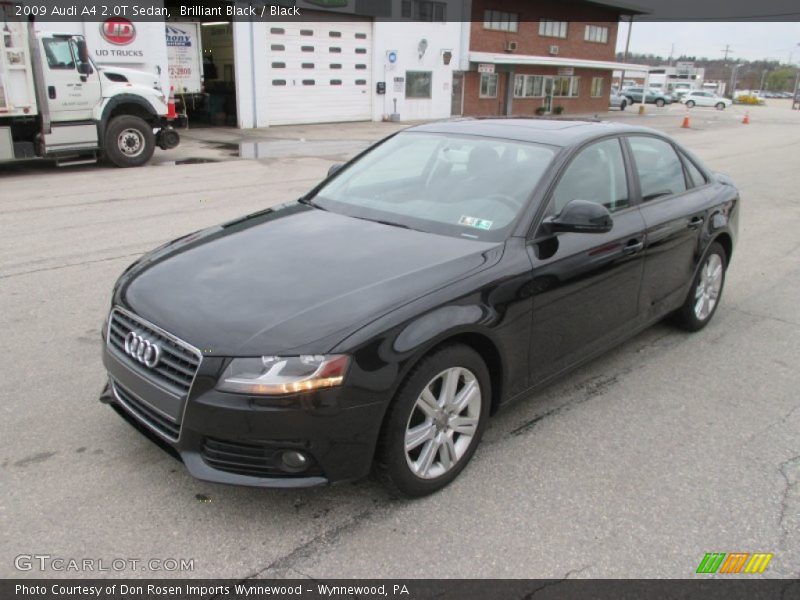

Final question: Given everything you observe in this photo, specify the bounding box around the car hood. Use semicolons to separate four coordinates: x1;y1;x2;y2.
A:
115;203;501;356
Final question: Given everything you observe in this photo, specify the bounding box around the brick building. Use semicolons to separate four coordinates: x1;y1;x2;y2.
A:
461;0;647;117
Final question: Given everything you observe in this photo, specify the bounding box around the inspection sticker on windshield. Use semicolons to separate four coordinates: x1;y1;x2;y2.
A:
459;216;493;230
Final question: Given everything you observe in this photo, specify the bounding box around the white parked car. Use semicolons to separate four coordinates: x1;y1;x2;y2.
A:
683;91;732;110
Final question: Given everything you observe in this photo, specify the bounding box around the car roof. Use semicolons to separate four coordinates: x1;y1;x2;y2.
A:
405;118;663;148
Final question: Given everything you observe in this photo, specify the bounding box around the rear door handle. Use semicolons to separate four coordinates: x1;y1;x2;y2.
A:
688;216;705;229
622;239;644;255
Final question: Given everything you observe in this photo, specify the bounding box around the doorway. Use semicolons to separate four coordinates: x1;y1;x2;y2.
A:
451;71;464;116
543;76;554;113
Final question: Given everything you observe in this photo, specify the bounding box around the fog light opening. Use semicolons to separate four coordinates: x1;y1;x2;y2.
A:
281;450;310;473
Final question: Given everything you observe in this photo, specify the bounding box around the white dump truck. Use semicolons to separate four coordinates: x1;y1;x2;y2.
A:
0;19;179;167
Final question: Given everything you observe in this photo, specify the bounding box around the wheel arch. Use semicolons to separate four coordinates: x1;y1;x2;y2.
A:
99;95;159;136
712;231;733;264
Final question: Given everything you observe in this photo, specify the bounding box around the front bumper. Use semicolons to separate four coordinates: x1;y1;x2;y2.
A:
101;342;387;488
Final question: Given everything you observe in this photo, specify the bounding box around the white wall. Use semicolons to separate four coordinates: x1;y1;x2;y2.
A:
371;20;462;122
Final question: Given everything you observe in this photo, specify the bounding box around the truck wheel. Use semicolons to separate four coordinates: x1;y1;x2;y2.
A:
104;115;155;168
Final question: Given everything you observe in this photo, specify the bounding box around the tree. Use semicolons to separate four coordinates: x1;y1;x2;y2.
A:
766;68;796;91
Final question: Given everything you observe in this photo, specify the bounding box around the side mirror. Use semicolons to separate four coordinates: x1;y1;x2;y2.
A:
327;162;344;177
545;199;613;234
77;61;93;76
76;39;90;64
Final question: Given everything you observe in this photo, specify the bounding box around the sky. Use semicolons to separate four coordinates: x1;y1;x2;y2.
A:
615;21;800;64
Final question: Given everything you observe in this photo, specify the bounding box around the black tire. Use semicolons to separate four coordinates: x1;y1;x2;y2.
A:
686;100;696;108
715;102;726;110
103;115;155;168
656;98;665;107
672;242;727;332
620;100;627;111
375;345;491;497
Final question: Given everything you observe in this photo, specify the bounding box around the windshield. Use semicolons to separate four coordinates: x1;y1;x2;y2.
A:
310;132;556;241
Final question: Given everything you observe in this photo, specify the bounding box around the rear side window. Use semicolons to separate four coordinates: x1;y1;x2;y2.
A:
628;136;687;200
550;138;630;215
681;152;707;187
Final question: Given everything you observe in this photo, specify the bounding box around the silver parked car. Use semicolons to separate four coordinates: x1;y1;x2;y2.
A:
609;87;627;110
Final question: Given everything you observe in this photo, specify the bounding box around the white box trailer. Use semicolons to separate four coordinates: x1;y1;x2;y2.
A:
0;17;179;167
166;21;207;117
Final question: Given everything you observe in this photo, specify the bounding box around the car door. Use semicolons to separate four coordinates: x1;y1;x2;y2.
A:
626;135;708;319
526;137;647;384
40;36;100;121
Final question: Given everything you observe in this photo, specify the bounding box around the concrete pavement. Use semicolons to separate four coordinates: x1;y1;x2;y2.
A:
1;101;798;579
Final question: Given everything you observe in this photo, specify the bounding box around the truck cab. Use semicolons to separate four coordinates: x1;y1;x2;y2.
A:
1;22;179;168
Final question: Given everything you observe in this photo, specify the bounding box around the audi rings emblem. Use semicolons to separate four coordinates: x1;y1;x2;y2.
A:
124;331;161;368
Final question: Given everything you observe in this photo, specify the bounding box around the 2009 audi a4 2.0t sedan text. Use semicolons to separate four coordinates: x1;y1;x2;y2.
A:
100;119;739;497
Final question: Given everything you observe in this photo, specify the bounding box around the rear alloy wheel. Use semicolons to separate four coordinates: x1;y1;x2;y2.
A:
686;100;696;108
673;242;727;332
716;102;726;110
376;345;490;497
656;98;666;107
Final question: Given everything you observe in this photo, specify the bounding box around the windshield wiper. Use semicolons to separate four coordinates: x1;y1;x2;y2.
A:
298;196;327;211
351;215;419;231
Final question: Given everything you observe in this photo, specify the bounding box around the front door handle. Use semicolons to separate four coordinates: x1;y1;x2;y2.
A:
688;216;705;229
622;239;644;255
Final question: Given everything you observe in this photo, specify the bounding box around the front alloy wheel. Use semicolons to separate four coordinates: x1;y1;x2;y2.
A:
377;345;490;497
405;367;481;479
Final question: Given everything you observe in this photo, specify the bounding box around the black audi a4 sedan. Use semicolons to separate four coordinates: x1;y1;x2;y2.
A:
101;119;739;496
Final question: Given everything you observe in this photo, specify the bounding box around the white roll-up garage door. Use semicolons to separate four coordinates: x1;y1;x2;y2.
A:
265;17;372;125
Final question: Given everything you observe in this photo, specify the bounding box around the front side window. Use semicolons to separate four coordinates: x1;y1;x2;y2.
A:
406;71;432;99
539;20;568;38
43;38;76;70
311;132;557;241
628;136;687;200
550;138;630;215
479;73;498;98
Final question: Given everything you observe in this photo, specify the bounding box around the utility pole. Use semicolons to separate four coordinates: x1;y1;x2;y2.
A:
619;15;634;89
721;45;732;61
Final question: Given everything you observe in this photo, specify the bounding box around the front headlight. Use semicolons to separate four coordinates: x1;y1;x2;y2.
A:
217;355;350;395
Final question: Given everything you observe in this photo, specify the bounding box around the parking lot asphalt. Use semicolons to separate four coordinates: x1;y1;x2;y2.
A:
1;100;798;579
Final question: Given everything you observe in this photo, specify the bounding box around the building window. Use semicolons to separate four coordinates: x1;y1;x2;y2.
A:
302;63;314;69
300;29;313;36
330;79;342;85
330;63;342;69
539;20;568;39
553;76;580;97
329;31;341;38
271;62;286;69
483;10;519;32
480;73;498;98
584;25;609;44
355;48;367;54
590;77;604;97
402;0;446;21
270;28;285;35
406;71;432;98
270;44;284;51
329;47;342;53
355;32;367;39
514;75;544;98
301;46;314;52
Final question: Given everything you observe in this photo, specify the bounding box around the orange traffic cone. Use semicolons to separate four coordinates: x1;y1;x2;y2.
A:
166;86;177;120
742;111;749;125
681;109;690;129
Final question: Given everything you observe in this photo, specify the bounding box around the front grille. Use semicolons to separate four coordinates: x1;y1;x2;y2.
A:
112;380;180;441
201;438;321;478
107;308;201;397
